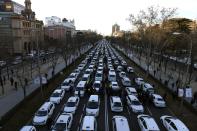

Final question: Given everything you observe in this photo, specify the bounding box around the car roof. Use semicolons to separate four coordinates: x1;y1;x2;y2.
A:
68;96;78;102
111;96;121;102
89;95;99;101
83;74;90;77
113;116;130;131
77;81;86;87
152;94;162;99
112;81;118;84
20;126;35;131
126;87;137;92
144;83;153;89
82;116;95;130
53;89;62;93
56;114;71;123
39;102;52;111
136;77;143;80
128;95;138;100
94;81;101;84
123;77;130;81
169;118;188;130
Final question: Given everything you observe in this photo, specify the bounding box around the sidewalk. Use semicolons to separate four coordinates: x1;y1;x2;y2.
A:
0;45;91;119
116;45;197;108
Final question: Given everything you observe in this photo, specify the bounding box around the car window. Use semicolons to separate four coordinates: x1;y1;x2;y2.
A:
142;120;147;129
170;121;178;130
165;118;171;123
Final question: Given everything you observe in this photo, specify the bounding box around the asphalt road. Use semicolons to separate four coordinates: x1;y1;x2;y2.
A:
26;43;178;131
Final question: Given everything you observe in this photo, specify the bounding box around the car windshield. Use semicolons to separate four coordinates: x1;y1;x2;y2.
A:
131;100;141;105
157;98;164;101
96;73;102;77
51;92;61;97
112;83;118;86
53;123;67;130
69;75;75;78
85;71;90;74
82;77;88;81
62;82;69;86
36;110;47;116
87;101;98;109
66;102;76;107
114;102;122;107
94;83;100;88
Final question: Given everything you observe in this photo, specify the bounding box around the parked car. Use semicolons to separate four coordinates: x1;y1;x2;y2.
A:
151;94;166;107
86;95;100;117
137;114;160;131
33;102;55;125
126;95;144;113
135;77;144;86
160;115;189;131
127;66;134;73
110;96;123;112
112;116;130;131
50;89;65;104
51;113;73;131
80;116;97;131
63;96;80;114
20;126;36;131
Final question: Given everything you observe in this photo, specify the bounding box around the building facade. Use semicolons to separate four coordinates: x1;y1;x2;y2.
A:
44;17;75;41
112;24;121;37
0;0;44;55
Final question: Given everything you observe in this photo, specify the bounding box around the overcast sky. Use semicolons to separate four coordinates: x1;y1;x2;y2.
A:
15;0;197;35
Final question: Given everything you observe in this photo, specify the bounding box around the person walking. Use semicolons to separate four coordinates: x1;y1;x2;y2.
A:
10;77;14;86
14;81;18;91
24;78;28;87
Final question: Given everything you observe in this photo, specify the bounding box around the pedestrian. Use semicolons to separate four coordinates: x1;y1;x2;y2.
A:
46;117;53;129
11;69;14;75
10;77;14;86
14;81;18;90
163;92;167;101
24;78;28;86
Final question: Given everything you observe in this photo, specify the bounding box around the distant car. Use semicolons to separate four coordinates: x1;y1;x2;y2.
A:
61;79;72;91
142;83;155;96
86;95;100;117
135;77;144;86
151;94;166;107
95;71;103;81
126;95;144;113
121;77;131;87
119;71;126;78
20;126;36;131
125;87;138;97
51;113;73;131
67;73;77;83
137;114;160;131
127;67;134;73
110;81;120;91
33;102;55;125
93;81;101;92
63;96;80;114
80;116;97;131
50;89;65;104
110;96;123;112
117;66;123;72
160;115;189;131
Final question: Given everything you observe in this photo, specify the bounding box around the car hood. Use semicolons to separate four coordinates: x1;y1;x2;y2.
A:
131;105;143;111
64;107;76;112
33;115;48;123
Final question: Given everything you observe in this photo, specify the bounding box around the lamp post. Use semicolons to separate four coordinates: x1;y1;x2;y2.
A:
173;32;193;115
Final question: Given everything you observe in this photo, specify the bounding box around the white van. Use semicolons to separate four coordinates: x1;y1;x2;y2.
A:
108;71;116;82
86;95;100;117
75;81;86;97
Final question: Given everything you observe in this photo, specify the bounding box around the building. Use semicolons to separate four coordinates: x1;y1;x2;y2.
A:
45;16;61;26
0;0;25;14
0;0;44;55
112;24;123;37
44;17;75;41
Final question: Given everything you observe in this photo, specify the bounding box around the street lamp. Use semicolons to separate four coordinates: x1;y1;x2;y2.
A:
173;32;193;115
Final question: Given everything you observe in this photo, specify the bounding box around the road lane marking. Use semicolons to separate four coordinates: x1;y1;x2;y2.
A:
146;107;153;116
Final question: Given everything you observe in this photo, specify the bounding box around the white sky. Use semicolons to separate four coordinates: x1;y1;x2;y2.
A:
15;0;197;35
